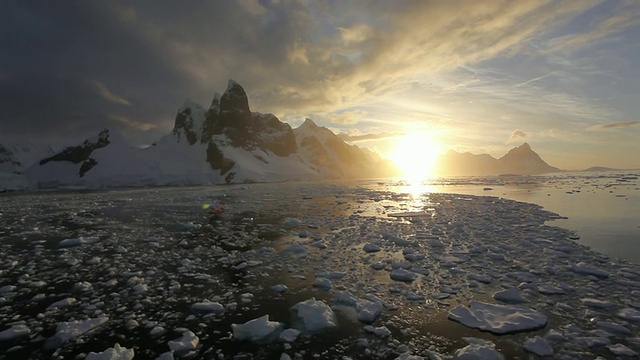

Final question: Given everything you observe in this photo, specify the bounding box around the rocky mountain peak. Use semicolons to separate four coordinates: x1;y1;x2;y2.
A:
301;118;319;129
220;79;250;115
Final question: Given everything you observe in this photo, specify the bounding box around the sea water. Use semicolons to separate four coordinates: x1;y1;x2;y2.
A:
0;174;638;359
376;170;640;263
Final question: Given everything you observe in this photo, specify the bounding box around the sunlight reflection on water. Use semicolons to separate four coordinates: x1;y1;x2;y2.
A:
372;171;640;263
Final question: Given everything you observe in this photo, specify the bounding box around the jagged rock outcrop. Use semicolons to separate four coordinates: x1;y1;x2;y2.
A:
172;101;206;145
199;80;298;156
39;129;111;177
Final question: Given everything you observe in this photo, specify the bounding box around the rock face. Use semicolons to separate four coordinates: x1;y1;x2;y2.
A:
39;129;111;177
199;80;298;157
435;142;559;176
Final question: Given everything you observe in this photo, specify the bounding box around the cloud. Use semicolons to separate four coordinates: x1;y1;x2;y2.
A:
588;121;640;130
515;72;556;87
109;115;158;131
547;4;640;53
338;132;404;143
507;129;530;143
0;0;637;149
326;111;367;125
94;81;131;106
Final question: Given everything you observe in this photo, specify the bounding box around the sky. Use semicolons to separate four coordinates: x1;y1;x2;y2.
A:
1;0;639;170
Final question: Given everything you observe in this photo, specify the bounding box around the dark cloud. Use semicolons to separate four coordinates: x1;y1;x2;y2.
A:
1;0;636;147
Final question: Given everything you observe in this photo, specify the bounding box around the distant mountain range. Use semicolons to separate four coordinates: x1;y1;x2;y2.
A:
2;80;395;190
435;143;560;176
0;80;575;190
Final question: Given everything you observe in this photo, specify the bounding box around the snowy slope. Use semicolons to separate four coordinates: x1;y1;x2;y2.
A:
294;118;394;179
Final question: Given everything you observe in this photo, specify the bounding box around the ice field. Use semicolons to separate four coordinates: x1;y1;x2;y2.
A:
0;174;639;359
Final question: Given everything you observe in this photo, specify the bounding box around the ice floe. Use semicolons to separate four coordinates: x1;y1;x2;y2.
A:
232;315;284;343
86;343;134;360
290;298;337;333
448;301;547;334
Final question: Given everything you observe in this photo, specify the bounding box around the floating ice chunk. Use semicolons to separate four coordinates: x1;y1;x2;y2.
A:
390;268;418;282
395;354;425;360
468;274;492;284
283;218;301;227
291;298;337;333
284;244;308;254
581;298;616;309
44;317;109;350
310;241;326;249
168;330;199;352
571;262;609;279
279;328;300;343
312;278;331;290
356;299;383;324
523;336;553;356
155;351;175;360
537;285;565;295
86;343;134;360
181;222;200;230
0;285;16;294
271;284;288;293
383;233;415;247
363;325;391;338
577;336;610;348
315;271;346;280
363;243;381;253
58;236;100;248
454;342;504;360
404;253;424;262
333;291;358;307
0;324;30;341
597;321;632;336
150;326;166;336
232;315;284;343
448;301;547;334
607;343;637;356
618;308;640;322
132;284;148;294
492;288;526;304
47;297;77;309
191;301;225;314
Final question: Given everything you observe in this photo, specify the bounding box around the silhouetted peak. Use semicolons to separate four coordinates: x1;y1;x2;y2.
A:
301;118;319;128
220;79;250;114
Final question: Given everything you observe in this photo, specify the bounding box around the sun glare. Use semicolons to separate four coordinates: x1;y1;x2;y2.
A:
388;132;442;184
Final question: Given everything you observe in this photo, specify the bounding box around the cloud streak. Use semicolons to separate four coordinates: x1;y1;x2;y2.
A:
588;121;640;130
94;81;131;106
338;132;404;143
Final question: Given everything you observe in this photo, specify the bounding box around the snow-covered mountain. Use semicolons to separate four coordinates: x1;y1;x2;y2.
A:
0;142;56;174
12;80;394;190
435;143;559;176
294;118;394;178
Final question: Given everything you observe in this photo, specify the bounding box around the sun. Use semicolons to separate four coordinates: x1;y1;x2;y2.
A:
388;132;442;183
